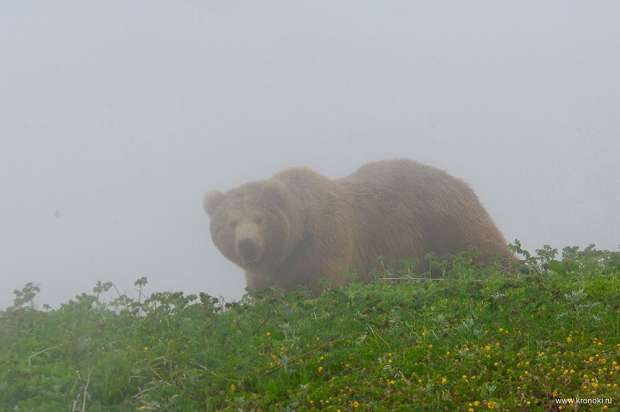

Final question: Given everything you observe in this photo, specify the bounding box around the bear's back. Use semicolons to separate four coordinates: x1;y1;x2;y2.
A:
335;159;507;267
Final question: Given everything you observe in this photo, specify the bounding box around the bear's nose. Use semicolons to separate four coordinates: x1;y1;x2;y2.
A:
237;238;258;263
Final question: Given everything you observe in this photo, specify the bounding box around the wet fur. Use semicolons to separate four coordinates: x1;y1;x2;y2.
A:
205;159;512;294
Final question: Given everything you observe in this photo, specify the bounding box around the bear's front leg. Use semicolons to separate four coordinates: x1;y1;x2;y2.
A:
244;271;274;292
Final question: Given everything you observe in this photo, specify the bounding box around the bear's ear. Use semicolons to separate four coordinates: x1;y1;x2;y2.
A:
203;190;225;217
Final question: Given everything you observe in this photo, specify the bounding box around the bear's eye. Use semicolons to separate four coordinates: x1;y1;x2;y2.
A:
254;217;263;225
229;220;238;229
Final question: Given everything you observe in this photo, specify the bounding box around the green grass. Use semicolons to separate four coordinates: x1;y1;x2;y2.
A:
1;244;619;411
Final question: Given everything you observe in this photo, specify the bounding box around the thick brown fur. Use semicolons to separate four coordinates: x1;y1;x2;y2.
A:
204;159;513;294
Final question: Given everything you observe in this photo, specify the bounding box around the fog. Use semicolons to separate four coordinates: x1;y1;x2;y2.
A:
1;1;618;309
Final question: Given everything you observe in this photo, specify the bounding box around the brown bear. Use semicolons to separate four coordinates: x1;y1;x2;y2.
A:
203;159;512;294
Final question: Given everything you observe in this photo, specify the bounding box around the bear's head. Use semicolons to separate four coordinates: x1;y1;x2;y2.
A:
203;179;304;272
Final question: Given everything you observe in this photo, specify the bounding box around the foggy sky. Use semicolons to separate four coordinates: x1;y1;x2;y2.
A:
1;1;619;309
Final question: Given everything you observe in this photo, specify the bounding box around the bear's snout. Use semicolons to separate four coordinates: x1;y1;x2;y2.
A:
234;221;264;265
237;238;260;264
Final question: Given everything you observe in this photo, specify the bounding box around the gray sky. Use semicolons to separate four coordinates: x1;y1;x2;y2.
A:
1;1;619;309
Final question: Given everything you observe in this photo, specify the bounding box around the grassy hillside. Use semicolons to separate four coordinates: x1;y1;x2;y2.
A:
1;245;619;411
